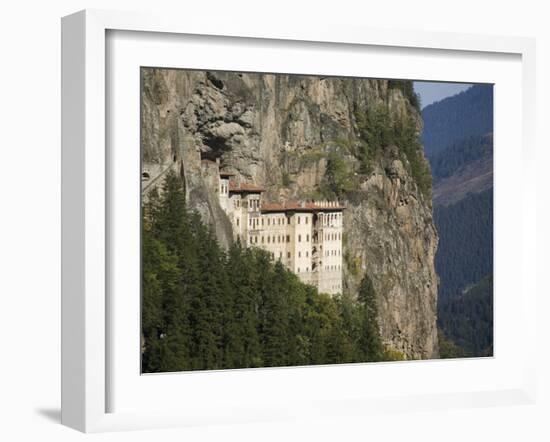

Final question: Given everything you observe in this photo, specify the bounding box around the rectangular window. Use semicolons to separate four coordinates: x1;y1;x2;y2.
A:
236;219;239;226
287;252;291;258
298;216;301;224
305;217;308;224
286;235;290;242
298;251;301;257
306;234;309;242
298;234;301;242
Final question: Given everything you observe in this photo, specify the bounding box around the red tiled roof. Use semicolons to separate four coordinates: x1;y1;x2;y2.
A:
220;171;235;177
228;180;265;193
261;200;345;213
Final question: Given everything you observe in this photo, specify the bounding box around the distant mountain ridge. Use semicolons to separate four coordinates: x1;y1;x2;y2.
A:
430;133;493;184
421;83;494;357
431;133;493;206
422;85;493;158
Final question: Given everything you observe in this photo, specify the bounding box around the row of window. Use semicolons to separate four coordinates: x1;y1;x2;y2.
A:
325;249;341;257
269;251;291;259
220;184;228;194
296;264;341;273
244;213;346;229
259;247;318;260
248;233;315;244
249;234;290;245
324;232;341;241
324;265;341;271
318;214;342;228
249;216;289;228
248;199;260;210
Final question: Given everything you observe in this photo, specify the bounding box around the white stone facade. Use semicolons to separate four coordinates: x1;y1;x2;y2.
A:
219;172;344;295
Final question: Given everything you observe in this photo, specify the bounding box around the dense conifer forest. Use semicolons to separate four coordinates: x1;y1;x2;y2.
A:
433;189;493;300
421;85;493;158
419;83;494;358
429;133;492;183
438;275;493;357
141;172;401;373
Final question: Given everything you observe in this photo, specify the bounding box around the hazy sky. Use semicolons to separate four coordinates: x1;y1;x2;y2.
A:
413;81;472;109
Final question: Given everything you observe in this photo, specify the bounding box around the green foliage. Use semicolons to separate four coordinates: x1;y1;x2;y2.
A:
437;328;466;359
438;274;493;357
429;133;493;183
320;151;358;198
422;84;493;157
354;105;432;199
388;80;421;110
434;189;493;300
357;275;385;362
281;171;292;187
383;347;406;361
142;172;402;372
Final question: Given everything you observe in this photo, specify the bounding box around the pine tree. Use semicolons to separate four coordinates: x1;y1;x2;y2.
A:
189;213;226;370
259;259;290;367
224;243;262;368
357;274;384;362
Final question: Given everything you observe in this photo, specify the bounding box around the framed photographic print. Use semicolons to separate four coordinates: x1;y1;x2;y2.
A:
61;9;537;432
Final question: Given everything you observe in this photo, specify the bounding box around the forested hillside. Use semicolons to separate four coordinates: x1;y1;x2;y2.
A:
433;189;493;300
438;274;493;357
421;85;493;157
420;83;494;358
429;133;493;183
141;172;402;373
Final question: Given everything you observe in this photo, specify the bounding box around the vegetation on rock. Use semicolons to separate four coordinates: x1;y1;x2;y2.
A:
354;105;432;199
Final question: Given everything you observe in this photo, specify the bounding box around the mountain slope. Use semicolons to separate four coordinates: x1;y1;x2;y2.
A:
438;274;493;357
421;85;493;158
431;134;493;206
434;189;493;300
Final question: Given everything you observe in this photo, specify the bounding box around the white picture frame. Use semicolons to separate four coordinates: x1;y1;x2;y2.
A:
61;9;537;433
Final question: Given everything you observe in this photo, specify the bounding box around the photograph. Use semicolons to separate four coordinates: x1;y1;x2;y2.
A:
140;68;494;373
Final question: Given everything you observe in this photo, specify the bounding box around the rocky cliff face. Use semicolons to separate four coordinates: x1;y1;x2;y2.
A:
141;68;439;359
